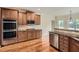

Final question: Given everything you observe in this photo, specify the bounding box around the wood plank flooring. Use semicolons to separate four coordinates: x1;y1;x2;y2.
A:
0;38;58;52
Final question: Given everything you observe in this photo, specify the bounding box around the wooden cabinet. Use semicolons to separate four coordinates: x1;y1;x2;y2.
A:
27;29;34;40
26;12;35;21
0;8;2;46
10;10;18;20
70;38;79;52
59;34;69;52
2;8;18;20
26;12;41;25
36;30;42;38
18;12;23;25
49;32;54;46
35;14;41;25
27;29;42;40
18;31;27;42
18;12;27;25
22;13;27;25
0;8;1;19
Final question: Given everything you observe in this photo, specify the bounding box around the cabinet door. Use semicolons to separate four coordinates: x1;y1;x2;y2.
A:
37;30;42;38
22;31;27;40
59;35;69;52
26;13;31;20
2;9;11;19
49;32;54;46
22;13;27;25
18;12;23;25
0;8;1;19
0;8;2;45
10;10;18;20
35;15;40;25
27;30;34;40
26;12;35;21
18;31;23;42
70;39;79;52
18;31;27;42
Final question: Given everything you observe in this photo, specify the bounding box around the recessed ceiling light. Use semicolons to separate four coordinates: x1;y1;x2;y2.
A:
37;9;40;10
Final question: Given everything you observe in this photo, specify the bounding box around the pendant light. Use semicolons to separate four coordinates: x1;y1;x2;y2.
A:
69;9;73;24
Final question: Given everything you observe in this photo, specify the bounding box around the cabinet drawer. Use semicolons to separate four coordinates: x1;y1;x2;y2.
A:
63;40;69;45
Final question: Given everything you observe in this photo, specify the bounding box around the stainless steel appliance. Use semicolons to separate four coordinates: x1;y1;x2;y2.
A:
27;20;35;24
53;34;59;49
49;32;59;49
1;19;17;46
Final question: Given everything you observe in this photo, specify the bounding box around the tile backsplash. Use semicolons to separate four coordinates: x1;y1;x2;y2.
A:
18;25;41;31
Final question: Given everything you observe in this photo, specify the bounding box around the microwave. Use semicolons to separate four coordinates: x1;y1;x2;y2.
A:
27;20;35;24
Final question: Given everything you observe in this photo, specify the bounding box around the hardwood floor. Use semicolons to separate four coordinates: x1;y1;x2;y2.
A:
0;38;58;52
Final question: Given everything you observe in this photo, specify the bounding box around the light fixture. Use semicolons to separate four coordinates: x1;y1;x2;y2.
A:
69;9;73;23
70;9;72;20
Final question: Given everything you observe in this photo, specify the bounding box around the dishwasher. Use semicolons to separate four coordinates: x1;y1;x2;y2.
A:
53;34;59;49
49;32;59;49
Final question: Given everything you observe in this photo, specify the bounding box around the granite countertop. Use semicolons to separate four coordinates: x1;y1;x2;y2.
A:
18;28;42;31
50;30;79;41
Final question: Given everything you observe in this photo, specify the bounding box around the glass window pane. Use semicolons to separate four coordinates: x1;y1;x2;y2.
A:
67;19;75;29
58;20;64;28
75;19;79;30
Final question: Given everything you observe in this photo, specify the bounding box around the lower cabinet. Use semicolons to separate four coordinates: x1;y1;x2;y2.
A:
59;34;70;52
49;32;54;46
27;30;34;40
49;32;79;52
27;29;42;40
18;30;42;42
18;31;27;42
70;38;79;52
36;30;42;39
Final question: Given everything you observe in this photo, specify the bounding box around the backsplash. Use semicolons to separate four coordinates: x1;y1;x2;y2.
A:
18;25;41;31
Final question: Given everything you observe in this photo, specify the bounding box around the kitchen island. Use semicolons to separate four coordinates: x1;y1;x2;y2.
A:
49;28;79;52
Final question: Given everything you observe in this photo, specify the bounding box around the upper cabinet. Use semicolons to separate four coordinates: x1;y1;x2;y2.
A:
22;13;27;25
0;8;1;19
0;8;41;25
2;8;18;20
26;11;41;25
26;12;35;21
35;14;41;25
18;12;27;25
18;12;23;25
10;10;18;20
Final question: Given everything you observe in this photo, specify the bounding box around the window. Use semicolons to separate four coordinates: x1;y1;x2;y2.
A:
67;20;75;30
58;20;64;28
75;19;79;30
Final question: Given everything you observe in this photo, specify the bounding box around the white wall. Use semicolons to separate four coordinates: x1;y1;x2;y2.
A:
41;14;55;39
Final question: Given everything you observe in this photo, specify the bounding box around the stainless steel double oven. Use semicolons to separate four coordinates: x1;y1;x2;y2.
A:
1;19;17;46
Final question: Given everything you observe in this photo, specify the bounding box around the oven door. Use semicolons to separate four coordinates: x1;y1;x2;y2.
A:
3;31;16;39
3;20;16;30
3;23;16;30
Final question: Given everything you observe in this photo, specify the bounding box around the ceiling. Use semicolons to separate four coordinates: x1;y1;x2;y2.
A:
10;7;79;16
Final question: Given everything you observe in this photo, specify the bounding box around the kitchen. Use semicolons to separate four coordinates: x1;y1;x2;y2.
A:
0;7;79;52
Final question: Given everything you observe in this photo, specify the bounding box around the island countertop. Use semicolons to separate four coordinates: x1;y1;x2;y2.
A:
50;29;79;42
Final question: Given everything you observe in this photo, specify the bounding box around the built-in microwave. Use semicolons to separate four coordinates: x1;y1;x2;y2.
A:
27;20;35;24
